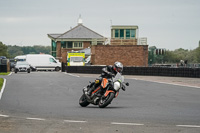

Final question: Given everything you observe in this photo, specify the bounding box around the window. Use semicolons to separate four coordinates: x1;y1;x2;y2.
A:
112;26;137;39
130;29;135;38
115;29;119;38
70;57;83;62
67;42;73;48
52;52;56;58
125;29;136;38
73;42;83;48
126;29;130;39
120;29;124;38
114;29;124;38
51;40;56;58
52;40;56;51
49;58;57;63
61;41;66;48
61;42;73;48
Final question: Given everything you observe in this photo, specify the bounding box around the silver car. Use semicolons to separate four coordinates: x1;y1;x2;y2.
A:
14;61;31;73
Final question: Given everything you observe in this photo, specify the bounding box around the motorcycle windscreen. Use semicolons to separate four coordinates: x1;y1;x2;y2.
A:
113;72;124;83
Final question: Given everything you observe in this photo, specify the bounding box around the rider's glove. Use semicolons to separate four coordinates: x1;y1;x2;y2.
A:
108;72;115;77
122;84;126;91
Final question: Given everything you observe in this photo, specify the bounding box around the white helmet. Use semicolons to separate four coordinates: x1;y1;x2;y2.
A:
114;62;123;73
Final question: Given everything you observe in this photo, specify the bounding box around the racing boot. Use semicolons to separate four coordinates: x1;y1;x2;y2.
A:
97;86;104;97
87;85;95;96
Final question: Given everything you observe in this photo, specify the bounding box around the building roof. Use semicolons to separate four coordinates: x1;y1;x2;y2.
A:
48;24;104;40
48;34;61;38
111;25;138;29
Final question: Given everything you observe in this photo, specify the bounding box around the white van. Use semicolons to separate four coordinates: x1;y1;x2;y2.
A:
14;55;26;61
26;54;61;71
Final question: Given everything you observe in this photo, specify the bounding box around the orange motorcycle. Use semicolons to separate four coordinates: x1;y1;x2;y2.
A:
79;72;129;108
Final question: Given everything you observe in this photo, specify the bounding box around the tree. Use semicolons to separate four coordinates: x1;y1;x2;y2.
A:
194;46;200;63
163;50;176;63
33;45;51;54
0;42;9;57
186;49;197;63
7;45;51;58
150;46;200;64
21;46;34;54
173;48;188;62
7;45;24;58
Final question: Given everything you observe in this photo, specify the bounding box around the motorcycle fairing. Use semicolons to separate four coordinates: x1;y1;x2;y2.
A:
101;78;108;89
104;90;119;98
92;86;101;94
115;92;119;98
104;90;115;97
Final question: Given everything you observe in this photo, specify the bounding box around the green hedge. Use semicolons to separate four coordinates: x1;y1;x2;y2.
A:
0;72;10;75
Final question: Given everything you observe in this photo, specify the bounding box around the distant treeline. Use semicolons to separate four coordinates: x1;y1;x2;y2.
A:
151;46;200;64
0;41;51;58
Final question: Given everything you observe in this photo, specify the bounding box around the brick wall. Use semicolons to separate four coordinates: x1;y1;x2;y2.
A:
91;45;148;67
83;42;91;48
56;41;61;59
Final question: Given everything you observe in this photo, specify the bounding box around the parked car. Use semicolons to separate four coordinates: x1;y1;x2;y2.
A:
14;61;31;73
0;56;7;64
0;56;6;59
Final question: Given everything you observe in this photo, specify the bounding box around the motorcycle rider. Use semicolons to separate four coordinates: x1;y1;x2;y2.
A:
87;61;123;96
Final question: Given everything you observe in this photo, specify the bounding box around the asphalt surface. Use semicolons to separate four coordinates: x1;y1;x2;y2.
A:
0;72;200;133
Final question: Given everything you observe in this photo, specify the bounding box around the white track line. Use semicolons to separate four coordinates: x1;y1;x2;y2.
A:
64;120;87;123
26;117;46;121
0;78;6;100
111;122;144;126
0;114;9;117
131;78;200;89
176;125;200;128
8;72;12;76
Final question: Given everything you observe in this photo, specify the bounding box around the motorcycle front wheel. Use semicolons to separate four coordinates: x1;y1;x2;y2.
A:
98;92;115;108
79;94;90;107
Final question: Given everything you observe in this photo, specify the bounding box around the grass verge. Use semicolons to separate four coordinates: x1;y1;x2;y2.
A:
0;72;9;91
0;72;10;75
0;78;3;92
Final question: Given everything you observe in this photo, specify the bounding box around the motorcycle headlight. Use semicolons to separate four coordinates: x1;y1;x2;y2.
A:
114;82;121;91
95;79;100;84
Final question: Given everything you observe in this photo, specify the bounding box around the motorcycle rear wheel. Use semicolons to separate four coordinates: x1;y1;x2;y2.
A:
79;94;90;107
98;92;115;108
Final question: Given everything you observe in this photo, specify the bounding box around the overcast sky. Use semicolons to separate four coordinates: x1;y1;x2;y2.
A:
0;0;200;50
